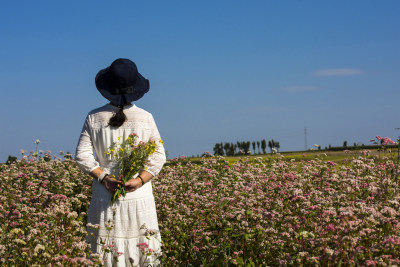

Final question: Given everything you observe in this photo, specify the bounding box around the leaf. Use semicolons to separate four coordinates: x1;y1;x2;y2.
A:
219;199;229;208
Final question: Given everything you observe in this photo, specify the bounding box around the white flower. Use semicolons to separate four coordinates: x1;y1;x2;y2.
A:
35;139;40;144
14;239;26;245
34;244;45;254
67;211;78;219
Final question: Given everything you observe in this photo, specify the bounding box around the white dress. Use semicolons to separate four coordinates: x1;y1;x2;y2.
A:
75;103;166;266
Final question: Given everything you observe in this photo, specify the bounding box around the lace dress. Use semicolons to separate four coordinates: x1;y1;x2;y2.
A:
75;104;166;266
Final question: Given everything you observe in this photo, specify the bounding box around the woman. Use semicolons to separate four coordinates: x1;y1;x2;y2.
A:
75;58;166;266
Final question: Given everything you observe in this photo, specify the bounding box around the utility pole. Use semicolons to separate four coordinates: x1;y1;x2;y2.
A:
304;127;308;151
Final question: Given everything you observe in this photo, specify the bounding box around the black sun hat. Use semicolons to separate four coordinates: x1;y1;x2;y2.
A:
95;58;150;106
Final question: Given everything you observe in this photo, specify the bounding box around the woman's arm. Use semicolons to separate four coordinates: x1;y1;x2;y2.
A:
143;114;167;176
90;167;121;194
75;116;101;174
76;116;121;194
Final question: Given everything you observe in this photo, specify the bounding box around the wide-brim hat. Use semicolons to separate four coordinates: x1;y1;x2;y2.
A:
95;58;150;106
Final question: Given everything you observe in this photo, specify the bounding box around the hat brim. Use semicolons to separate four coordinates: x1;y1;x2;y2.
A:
95;67;150;106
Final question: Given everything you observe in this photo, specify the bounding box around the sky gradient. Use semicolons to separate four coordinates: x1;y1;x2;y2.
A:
1;1;400;161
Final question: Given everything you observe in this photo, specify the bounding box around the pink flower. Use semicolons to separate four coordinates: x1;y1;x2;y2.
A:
326;224;335;231
51;194;68;200
137;242;151;253
365;260;377;266
386;137;396;145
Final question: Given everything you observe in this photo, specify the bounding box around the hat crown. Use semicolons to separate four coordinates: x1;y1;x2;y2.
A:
109;59;138;92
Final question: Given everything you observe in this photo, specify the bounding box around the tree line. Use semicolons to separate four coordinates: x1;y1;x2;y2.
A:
213;139;280;156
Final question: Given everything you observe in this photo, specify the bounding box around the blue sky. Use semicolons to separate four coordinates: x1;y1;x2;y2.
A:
1;0;400;161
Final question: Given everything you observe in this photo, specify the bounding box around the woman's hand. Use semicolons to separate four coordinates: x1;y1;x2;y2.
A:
124;178;143;193
102;175;121;195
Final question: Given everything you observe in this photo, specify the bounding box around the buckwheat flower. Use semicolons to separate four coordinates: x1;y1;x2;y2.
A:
14;239;26;245
324;247;334;256
299;251;309;257
144;229;158;237
137;242;149;253
35;139;40;144
87;223;101;229
34;244;45;254
137;242;149;248
67;211;78;219
105;220;114;230
10;228;24;235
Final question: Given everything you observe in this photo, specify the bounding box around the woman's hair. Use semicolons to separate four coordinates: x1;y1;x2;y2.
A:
108;106;126;127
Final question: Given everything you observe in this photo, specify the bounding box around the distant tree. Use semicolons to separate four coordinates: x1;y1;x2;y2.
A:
268;139;274;153
245;141;251;154
223;143;230;156
6;155;17;165
257;141;261;154
343;141;347;147
267;139;280;153
261;139;267;154
252;141;256;154
223;142;236;156
213;143;224;156
236;141;242;154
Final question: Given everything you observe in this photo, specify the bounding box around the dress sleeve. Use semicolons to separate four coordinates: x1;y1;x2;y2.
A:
144;114;166;177
75;115;100;174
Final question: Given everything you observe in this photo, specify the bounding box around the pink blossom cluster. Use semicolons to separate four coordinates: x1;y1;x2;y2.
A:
2;148;400;266
153;154;400;265
376;136;397;146
0;155;95;265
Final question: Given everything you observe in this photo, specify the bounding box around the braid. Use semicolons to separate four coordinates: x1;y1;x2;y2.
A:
108;106;126;127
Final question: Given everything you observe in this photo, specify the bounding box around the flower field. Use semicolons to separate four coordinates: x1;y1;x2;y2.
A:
1;150;400;266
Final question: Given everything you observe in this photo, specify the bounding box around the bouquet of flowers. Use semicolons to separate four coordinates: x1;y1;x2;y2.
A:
105;133;162;204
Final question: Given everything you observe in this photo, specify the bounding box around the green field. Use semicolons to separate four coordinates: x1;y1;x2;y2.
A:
184;148;397;165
